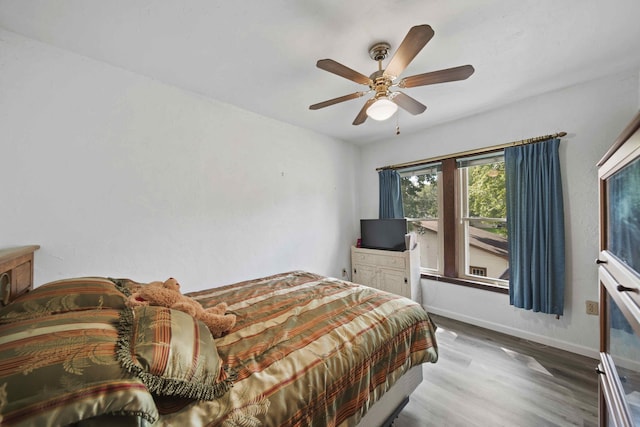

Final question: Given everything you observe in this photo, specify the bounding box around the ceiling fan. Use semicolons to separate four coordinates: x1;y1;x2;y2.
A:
309;25;475;125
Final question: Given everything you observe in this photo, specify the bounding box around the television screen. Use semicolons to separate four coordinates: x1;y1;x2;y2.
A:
360;219;407;251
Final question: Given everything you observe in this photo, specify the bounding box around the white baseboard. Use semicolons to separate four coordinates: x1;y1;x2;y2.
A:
425;306;600;359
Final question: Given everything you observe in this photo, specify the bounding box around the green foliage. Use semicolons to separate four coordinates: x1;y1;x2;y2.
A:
467;163;506;219
400;162;507;234
401;173;438;218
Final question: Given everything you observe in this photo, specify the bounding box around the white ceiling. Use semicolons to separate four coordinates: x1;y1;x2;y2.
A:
1;0;639;145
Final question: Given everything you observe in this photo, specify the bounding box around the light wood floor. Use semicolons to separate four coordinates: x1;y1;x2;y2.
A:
395;314;599;427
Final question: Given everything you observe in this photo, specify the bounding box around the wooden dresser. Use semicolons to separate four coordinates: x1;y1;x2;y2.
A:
0;245;40;306
597;112;640;426
351;244;421;302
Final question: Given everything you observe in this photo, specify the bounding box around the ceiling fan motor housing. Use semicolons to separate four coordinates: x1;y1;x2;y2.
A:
368;43;394;97
369;70;393;98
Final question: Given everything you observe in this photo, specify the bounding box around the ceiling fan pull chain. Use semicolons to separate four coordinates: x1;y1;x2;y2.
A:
396;113;401;136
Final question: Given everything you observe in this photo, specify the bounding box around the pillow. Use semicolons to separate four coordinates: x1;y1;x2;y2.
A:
0;277;128;324
0;308;159;426
116;305;235;401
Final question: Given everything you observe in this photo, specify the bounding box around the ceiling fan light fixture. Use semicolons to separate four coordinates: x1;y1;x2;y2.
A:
366;98;398;121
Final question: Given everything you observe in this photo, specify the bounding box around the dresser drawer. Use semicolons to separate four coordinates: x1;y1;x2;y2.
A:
377;255;406;269
352;252;379;265
352;251;406;270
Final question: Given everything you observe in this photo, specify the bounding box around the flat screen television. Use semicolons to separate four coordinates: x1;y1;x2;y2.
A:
360;219;407;251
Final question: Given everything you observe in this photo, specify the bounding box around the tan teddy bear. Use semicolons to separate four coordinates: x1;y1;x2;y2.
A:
127;277;236;338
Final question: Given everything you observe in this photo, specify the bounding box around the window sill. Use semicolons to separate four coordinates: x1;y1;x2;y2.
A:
421;273;509;294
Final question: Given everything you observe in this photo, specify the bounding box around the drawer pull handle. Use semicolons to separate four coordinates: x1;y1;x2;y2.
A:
617;284;638;293
353;268;357;274
595;259;607;264
404;278;408;284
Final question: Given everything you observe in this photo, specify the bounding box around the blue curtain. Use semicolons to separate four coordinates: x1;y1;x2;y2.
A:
505;138;565;315
379;169;404;219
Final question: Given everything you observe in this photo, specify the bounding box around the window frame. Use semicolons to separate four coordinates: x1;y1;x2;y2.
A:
400;151;509;294
456;155;508;286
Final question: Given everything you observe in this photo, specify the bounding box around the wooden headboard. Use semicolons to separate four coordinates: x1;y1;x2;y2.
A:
0;245;39;306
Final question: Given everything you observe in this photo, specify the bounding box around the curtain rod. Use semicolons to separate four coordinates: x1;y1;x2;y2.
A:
376;131;568;171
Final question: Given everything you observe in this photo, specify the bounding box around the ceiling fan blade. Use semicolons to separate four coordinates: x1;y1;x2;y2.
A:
391;92;427;115
316;59;372;85
398;65;475;88
384;25;434;79
353;98;376;125
309;91;367;110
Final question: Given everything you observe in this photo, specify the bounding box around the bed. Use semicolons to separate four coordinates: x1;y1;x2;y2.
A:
0;248;438;427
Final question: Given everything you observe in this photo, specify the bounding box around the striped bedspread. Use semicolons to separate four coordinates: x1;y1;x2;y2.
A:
0;271;437;427
162;271;439;427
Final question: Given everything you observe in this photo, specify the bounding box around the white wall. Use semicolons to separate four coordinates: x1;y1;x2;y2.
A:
358;70;640;357
0;29;360;291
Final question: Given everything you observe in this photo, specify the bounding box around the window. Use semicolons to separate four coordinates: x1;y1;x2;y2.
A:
399;150;509;290
399;163;442;272
470;266;487;277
